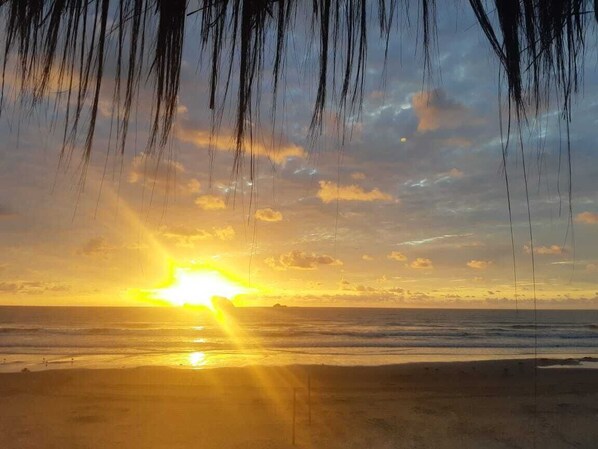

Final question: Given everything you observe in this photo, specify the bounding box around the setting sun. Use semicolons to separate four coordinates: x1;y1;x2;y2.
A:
151;266;249;309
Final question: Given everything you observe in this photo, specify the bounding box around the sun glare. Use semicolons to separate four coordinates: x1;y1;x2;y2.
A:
189;351;207;367
152;266;249;309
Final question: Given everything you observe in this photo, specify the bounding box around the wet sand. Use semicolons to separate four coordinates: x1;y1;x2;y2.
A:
1;359;597;448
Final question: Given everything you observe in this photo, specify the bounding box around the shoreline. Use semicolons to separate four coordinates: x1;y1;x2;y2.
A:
0;353;598;376
0;352;598;375
2;356;598;376
2;351;598;374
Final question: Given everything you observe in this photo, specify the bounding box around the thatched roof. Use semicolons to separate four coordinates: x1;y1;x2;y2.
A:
0;0;596;169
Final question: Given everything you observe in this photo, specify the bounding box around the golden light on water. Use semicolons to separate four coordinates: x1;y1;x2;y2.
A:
151;265;250;309
189;351;207;367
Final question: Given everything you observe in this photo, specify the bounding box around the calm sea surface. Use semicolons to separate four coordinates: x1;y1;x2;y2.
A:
1;307;597;372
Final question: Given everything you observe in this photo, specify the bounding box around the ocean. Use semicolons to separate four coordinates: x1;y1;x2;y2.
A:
1;306;597;372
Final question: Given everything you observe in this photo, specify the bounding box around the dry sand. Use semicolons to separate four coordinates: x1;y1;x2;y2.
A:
1;359;597;449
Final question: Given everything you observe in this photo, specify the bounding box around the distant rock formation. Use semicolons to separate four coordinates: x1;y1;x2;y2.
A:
211;296;236;312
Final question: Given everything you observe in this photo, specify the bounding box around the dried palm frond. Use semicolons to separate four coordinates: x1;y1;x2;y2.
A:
0;0;595;174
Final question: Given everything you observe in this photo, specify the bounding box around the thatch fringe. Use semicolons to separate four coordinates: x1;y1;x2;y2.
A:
0;0;595;171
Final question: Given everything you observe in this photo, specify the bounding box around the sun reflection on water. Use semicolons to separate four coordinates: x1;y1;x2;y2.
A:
189;351;207;367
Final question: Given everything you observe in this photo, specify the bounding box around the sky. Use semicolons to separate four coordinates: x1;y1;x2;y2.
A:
0;4;597;308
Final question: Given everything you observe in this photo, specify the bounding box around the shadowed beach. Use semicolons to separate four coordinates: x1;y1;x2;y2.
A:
1;359;597;449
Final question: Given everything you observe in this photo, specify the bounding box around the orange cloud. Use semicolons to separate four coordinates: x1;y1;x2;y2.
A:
576;211;598;224
412;89;482;132
586;263;598;273
266;250;342;270
212;225;235;241
387;251;407;261
0;205;15;219
317;181;394;204
77;237;114;256
186;179;201;194
177;126;305;164
447;168;464;178
467;260;491;269
410;258;433;269
195;195;226;211
344;283;378;293
362;254;374;261
0;280;70;294
160;226;212;246
441;137;473;148
255;208;283;222
351;172;366;180
128;153;199;194
1;64;81;101
160;225;235;247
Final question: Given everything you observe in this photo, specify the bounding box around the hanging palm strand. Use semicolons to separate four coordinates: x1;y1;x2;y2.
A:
0;0;595;172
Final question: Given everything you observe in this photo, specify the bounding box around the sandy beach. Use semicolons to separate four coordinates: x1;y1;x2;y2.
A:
1;359;597;448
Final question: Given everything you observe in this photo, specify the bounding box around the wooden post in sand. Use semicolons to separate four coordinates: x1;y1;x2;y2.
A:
292;388;297;445
307;372;312;426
